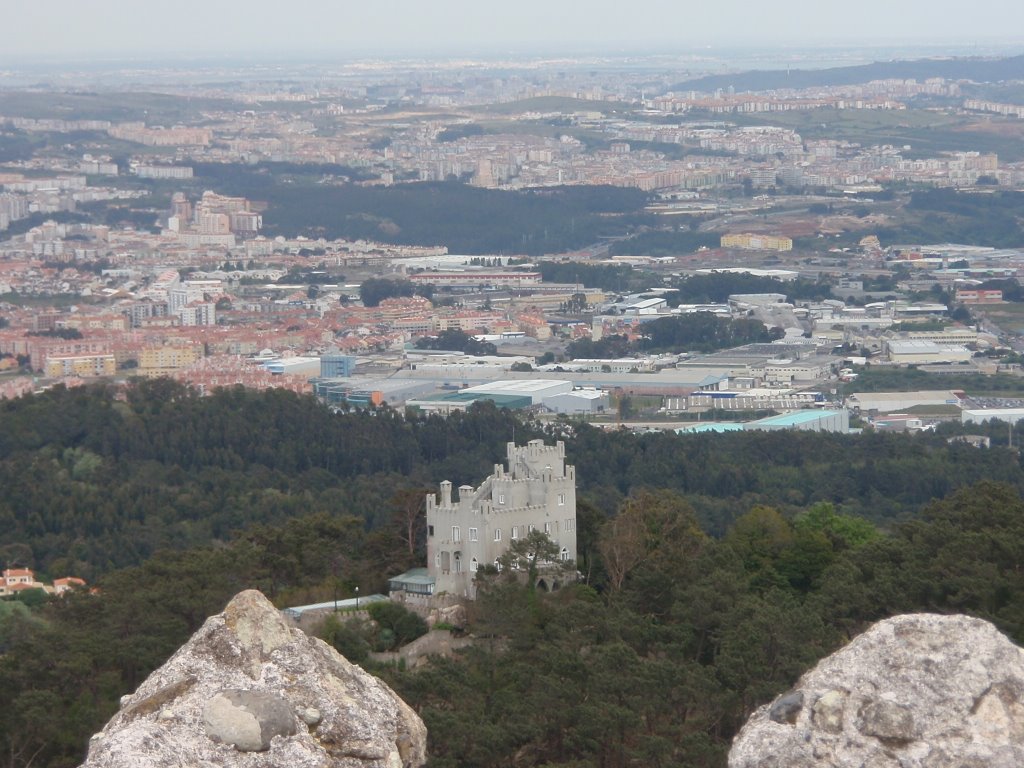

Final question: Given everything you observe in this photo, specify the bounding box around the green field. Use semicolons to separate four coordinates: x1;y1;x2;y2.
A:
975;302;1024;334
700;107;1024;162
0;91;312;125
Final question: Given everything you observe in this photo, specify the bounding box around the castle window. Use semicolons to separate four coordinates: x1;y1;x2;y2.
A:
494;559;502;571
498;493;506;504
511;525;519;540
469;527;478;542
564;519;575;532
428;525;435;536
494;528;502;542
558;493;565;506
452;526;461;542
543;522;551;534
471;557;479;573
560;547;570;561
528;524;535;533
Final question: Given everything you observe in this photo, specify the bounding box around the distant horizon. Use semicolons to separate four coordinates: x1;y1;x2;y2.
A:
4;0;1023;67
2;40;1023;73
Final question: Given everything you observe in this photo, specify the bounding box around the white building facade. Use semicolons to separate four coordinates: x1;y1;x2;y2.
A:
426;440;577;598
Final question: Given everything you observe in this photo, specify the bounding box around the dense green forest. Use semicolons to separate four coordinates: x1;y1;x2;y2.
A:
667;273;832;305
536;265;832;303
188;169;651;255
3;384;1024;767
537;262;647;293
845;365;1024;395
567;315;783;358
609;229;720;257
414;330;497;356
879;189;1024;249
2;381;1023;576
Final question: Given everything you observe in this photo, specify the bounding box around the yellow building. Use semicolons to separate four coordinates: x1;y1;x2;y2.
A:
44;354;117;378
138;345;204;376
721;233;793;252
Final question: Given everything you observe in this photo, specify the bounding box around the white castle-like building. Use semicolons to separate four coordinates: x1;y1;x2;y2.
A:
422;439;577;598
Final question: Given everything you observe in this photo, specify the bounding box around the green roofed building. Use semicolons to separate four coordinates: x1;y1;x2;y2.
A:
387;568;435;596
406;392;533;414
677;410;850;435
747;409;849;433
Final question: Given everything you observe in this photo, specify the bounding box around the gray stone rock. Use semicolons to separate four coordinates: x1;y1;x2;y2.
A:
811;690;844;734
857;699;917;742
203;689;296;751
768;692;803;725
79;589;427;768
729;613;1024;768
297;706;322;727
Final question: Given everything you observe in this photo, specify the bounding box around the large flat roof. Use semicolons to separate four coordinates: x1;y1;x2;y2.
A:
462;379;570;395
963;408;1024;418
677;423;745;433
436;392;533;407
849;390;962;402
549;390;607;401
752;409;846;427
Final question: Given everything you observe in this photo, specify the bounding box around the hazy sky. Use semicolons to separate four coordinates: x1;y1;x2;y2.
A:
7;0;1024;60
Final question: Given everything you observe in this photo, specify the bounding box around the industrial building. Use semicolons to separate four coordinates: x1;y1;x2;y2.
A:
312;377;438;408
885;340;972;365
460;379;573;404
847;390;964;413
677;408;851;435
747;409;850;433
688;389;825;411
543;389;609;414
621;297;667;315
406;391;534;414
407;379;574;414
261;356;321;377
552;358;655;374
962;408;1024;426
407;271;541;289
320;354;357;378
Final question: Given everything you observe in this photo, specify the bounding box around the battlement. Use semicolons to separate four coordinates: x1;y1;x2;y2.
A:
424;440;578;599
506;439;566;479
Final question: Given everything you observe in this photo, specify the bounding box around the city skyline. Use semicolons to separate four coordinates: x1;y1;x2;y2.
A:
4;0;1024;61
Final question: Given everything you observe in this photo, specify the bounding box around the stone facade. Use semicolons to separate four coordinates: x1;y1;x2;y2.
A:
426;440;577;598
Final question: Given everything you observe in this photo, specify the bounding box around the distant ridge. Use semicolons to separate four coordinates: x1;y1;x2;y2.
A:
674;54;1024;93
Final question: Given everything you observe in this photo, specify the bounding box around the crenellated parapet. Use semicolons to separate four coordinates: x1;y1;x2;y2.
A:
424;440;578;598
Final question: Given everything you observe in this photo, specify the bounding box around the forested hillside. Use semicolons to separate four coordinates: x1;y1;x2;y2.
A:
2;382;1023;576
188;171;651;255
2;384;1024;767
675;54;1024;93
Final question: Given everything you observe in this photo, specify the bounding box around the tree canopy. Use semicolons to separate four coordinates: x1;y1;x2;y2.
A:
2;384;1024;767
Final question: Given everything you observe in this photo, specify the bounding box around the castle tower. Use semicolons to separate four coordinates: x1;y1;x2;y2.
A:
424;440;577;598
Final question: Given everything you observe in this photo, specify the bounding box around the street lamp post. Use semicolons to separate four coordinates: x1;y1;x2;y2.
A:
355;586;360;612
331;557;340;613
